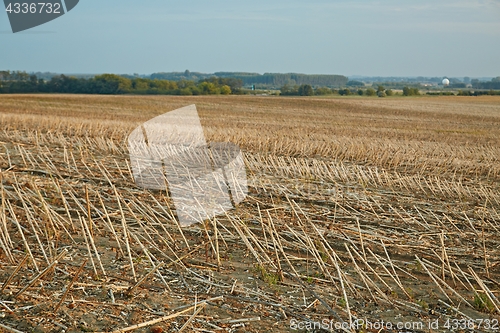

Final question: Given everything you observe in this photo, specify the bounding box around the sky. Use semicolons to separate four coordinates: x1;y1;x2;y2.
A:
1;0;500;77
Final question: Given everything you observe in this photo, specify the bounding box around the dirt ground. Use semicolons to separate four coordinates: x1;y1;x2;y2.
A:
0;94;499;332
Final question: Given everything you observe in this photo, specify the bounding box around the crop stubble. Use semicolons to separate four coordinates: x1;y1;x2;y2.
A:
0;94;498;332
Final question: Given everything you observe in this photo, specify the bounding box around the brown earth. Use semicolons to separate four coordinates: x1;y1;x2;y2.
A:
0;94;498;333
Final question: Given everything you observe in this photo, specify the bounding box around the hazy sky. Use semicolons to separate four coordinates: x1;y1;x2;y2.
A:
1;0;500;77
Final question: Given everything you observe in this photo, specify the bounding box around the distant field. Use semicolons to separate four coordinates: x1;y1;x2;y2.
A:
0;94;499;332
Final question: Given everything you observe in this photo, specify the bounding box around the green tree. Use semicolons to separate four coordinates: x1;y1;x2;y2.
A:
132;78;150;91
197;82;218;94
220;85;231;95
403;87;420;96
298;84;314;96
346;80;364;87
339;88;351;96
177;80;196;89
280;84;299;96
366;88;376;96
315;87;333;95
199;77;243;92
180;88;193;95
150;79;178;92
93;74;132;94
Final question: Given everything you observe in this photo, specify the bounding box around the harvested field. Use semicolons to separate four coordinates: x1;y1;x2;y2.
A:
0;94;499;333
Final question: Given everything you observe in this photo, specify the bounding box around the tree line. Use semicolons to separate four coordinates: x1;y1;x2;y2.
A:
3;70;499;97
141;71;349;89
471;77;500;90
281;84;398;97
0;71;241;95
280;84;500;97
214;72;348;88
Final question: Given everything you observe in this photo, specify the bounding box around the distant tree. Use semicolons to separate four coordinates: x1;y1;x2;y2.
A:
220;85;231;95
377;85;385;92
189;86;201;95
132;78;150;91
93;74;132;94
280;84;292;95
457;90;472;96
280;84;299;96
339;88;351;96
0;71;11;81
298;84;314;96
385;89;394;96
46;75;83;93
470;78;500;89
403;87;420;96
177;80;196;89
315;87;333;95
198;82;218;95
12;71;30;81
377;91;386;97
357;89;364;96
149;79;178;92
180;87;193;95
346;80;364;87
365;88;376;96
199;77;243;92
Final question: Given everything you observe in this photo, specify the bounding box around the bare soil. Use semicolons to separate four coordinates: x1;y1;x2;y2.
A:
0;94;498;333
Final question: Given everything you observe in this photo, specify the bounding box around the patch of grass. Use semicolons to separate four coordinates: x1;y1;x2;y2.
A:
337;298;347;308
474;293;495;313
255;264;280;286
416;299;429;310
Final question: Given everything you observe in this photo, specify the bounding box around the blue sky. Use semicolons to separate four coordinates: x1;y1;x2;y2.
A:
1;0;499;77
